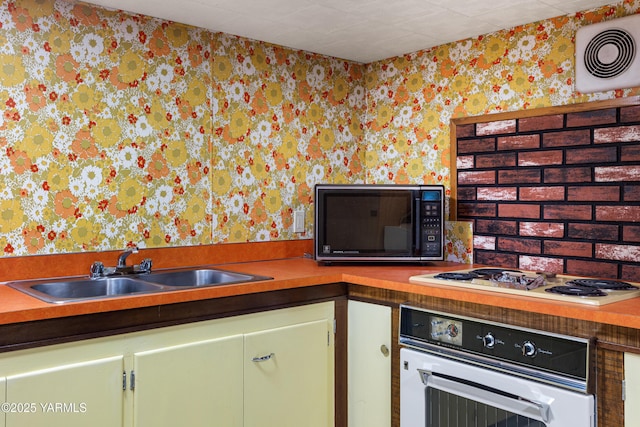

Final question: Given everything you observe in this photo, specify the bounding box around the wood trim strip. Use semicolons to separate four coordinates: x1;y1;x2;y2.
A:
451;96;640;126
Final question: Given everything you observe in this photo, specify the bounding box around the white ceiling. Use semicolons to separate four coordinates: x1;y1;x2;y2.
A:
85;0;617;63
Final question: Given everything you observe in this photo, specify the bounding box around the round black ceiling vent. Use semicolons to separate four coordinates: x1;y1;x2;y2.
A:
583;28;636;79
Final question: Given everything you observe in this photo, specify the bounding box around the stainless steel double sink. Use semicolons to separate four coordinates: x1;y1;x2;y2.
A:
6;268;273;304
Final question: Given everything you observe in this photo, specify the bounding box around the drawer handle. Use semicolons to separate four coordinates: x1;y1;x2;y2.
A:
252;353;275;362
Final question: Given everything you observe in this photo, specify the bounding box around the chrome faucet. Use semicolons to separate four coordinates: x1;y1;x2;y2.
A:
89;246;153;278
116;246;139;272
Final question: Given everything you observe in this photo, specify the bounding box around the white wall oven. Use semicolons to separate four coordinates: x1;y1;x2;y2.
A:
399;305;595;427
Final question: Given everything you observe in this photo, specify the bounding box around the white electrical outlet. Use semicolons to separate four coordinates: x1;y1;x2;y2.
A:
293;210;305;233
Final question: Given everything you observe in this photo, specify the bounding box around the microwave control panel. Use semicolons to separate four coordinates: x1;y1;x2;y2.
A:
420;190;442;257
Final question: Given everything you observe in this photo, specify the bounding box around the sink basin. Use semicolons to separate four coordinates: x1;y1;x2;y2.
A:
5;267;273;303
9;277;167;304
138;268;270;287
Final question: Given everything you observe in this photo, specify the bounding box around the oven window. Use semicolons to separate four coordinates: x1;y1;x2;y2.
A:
426;387;546;427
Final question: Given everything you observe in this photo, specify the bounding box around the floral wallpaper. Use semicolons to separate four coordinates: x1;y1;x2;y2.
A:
0;0;638;261
0;0;366;255
0;0;216;253
209;35;365;243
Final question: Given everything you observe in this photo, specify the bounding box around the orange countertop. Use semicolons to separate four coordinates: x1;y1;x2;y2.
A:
2;256;640;330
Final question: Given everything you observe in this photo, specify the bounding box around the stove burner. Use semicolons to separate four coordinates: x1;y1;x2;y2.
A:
434;272;477;281
565;279;638;291
545;286;607;297
471;268;521;276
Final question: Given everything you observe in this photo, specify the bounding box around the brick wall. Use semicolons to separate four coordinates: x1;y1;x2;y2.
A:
456;104;640;281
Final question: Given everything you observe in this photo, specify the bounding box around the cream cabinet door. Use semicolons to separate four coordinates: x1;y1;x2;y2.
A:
348;300;391;427
132;334;243;427
244;319;333;427
625;352;640;427
5;355;124;427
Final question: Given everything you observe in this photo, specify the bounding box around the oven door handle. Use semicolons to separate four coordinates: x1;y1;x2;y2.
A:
418;369;551;424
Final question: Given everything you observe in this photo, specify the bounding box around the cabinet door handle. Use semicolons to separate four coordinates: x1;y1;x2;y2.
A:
252;353;275;362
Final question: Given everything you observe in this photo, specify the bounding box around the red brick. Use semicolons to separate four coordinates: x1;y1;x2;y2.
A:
519;256;563;273
621;264;640;282
544;205;592;220
457;138;495;154
498;169;541;184
566;259;618;279
567;186;620;201
596;243;640;262
518;115;563;132
477;187;517;201
543;129;590;147
476;152;516;168
565;146;618;164
458;202;496;218
623;225;640;242
476;251;517;267
520;222;564;238
458;170;496;185
624;185;640;201
520;186;565;201
499;237;541;253
568;223;619;240
518;150;563;166
457;187;476;201
621;105;640;123
621;144;640;161
455;106;640;279
457;124;475;137
595;166;640;182
474;235;495;250
596;206;640;222
544;241;592;258
477;119;516;136
498;134;540;151
594;125;640;144
566;108;616;127
498;203;540;219
544;167;591;183
457;155;474;169
475;219;517;235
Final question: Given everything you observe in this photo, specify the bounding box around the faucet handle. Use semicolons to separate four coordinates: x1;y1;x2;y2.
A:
139;258;153;274
90;261;105;279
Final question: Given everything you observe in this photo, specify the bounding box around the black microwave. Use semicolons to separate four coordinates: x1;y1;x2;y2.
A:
314;184;444;264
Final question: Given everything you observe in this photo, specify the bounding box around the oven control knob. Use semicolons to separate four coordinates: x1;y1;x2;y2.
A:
447;324;459;338
522;341;537;357
482;333;495;349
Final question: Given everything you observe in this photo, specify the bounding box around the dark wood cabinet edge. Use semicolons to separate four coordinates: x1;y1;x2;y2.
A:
0;283;348;352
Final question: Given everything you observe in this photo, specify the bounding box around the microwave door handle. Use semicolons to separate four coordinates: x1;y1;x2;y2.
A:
418;369;550;424
414;199;421;253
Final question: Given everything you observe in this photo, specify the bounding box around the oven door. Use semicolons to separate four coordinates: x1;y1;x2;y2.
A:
400;348;595;427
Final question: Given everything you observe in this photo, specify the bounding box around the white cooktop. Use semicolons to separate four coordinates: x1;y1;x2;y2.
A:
409;268;640;306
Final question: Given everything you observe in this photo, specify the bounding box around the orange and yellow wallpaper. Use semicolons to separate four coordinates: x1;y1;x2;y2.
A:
0;0;366;256
0;0;638;263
